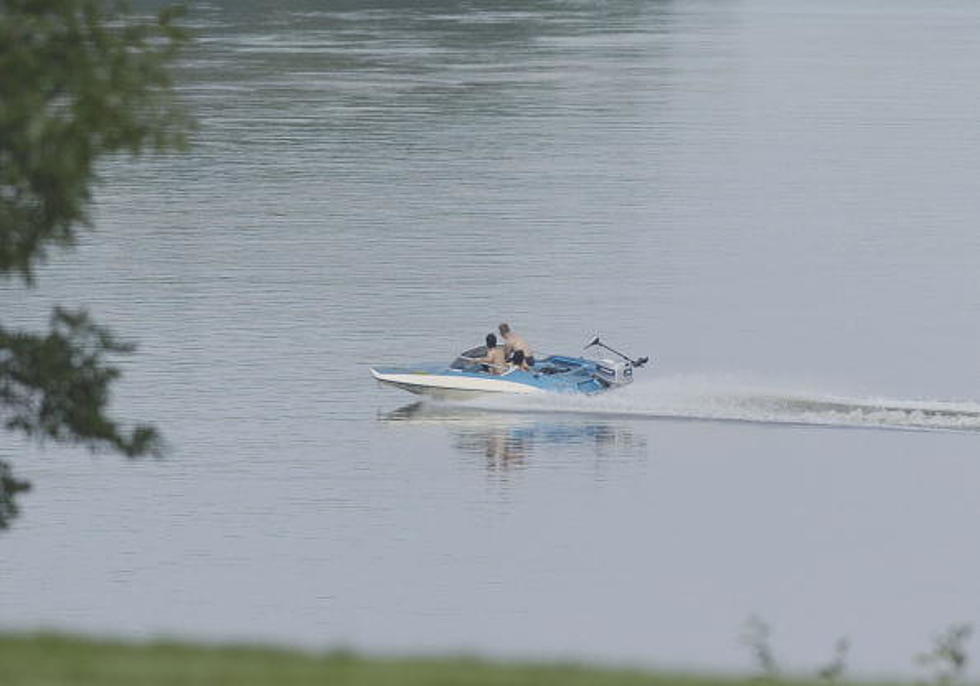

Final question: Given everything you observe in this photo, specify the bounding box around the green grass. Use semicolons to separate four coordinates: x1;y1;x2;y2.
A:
0;633;902;686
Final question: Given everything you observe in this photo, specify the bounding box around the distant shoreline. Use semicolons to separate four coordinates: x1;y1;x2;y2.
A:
0;633;915;686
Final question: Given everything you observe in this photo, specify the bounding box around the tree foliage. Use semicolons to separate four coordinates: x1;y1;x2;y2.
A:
0;459;31;529
0;0;190;529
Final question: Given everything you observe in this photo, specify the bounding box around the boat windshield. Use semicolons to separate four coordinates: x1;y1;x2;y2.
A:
450;346;486;370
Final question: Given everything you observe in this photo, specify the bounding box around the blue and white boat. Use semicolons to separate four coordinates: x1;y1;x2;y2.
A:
370;336;649;399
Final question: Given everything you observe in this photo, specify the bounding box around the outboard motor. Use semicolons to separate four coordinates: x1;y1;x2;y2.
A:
585;335;649;388
594;359;634;387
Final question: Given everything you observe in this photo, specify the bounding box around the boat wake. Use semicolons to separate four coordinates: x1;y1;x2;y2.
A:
449;375;980;433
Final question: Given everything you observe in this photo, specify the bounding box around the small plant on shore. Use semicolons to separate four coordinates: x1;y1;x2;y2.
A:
740;615;779;679
916;623;973;685
817;637;851;682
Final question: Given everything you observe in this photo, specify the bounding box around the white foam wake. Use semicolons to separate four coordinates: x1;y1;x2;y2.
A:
452;375;980;433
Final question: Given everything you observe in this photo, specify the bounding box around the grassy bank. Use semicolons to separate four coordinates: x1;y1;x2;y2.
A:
0;634;900;686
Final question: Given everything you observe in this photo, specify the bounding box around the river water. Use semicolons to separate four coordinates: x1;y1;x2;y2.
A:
3;0;980;678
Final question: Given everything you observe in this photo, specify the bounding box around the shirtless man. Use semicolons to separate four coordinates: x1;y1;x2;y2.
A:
477;333;508;375
498;323;534;366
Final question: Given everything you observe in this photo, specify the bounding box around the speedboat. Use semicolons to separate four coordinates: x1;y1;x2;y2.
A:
370;336;649;400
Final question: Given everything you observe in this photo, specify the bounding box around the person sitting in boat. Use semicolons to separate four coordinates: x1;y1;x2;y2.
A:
499;323;534;367
509;349;531;372
476;333;508;375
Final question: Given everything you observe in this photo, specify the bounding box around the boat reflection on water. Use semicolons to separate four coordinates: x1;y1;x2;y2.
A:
380;402;647;472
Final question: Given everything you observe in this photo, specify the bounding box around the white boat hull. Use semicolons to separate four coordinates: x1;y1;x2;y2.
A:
370;368;547;400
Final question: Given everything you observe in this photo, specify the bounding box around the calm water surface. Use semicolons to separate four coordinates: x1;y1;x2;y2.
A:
3;0;980;677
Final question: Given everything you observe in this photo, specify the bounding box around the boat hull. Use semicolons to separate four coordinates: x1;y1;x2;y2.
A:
370;368;547;399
